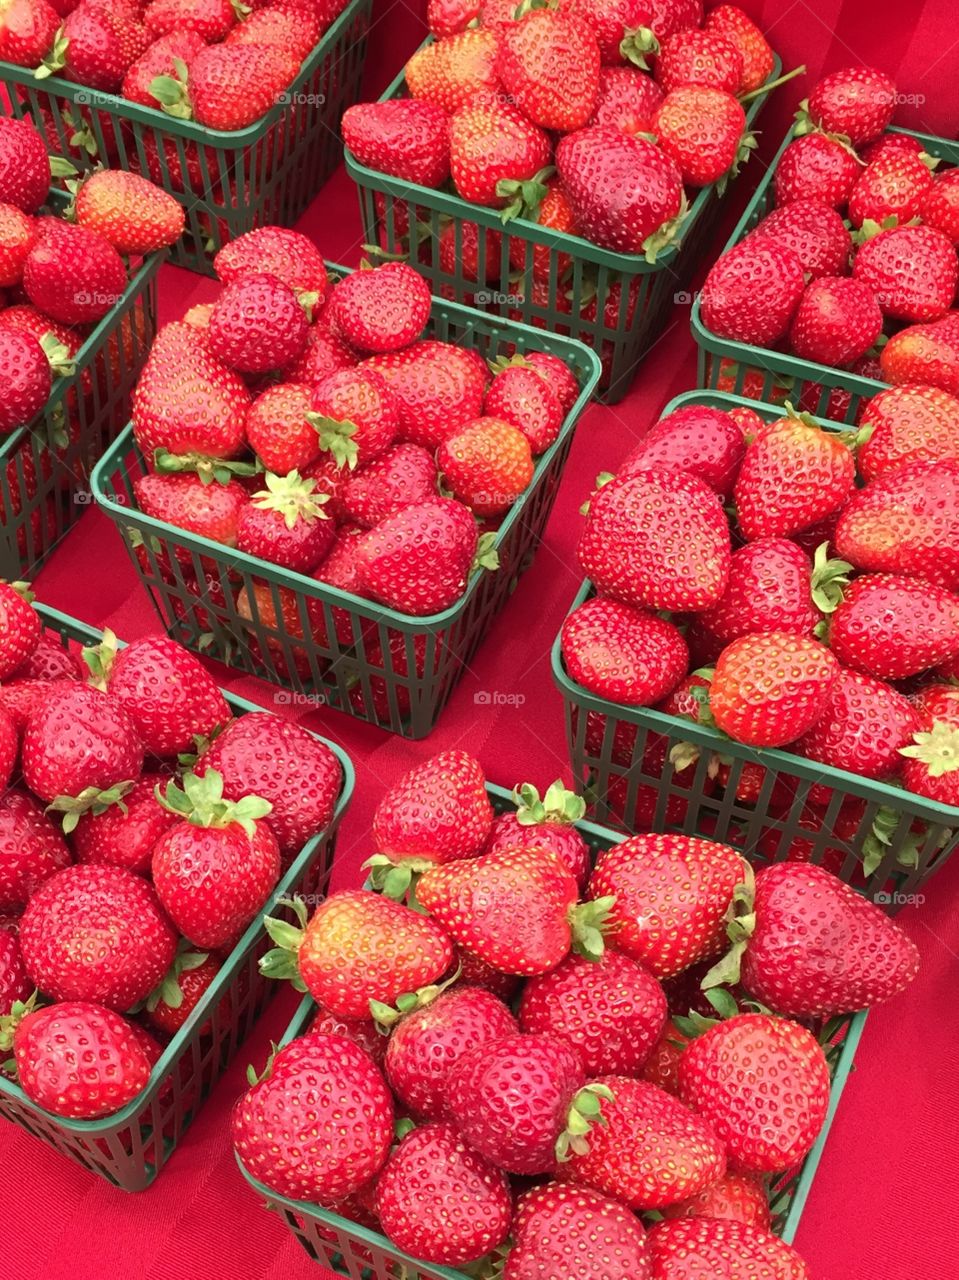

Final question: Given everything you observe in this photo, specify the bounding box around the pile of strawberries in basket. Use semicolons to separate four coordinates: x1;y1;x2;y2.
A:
701;63;959;393
129;224;579;618
0;116;182;435
0;0;350;132
561;392;959;814
345;1;780;259
0;584;342;1119
233;749;919;1279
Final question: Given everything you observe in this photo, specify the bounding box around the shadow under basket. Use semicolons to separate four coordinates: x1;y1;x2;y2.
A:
90;283;601;740
234;785;868;1279
0;604;354;1191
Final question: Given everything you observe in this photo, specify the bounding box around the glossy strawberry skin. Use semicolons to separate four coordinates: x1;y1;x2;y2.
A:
700;240;805;346
647;1217;809;1280
653;86;746;188
365;339;487;451
0;788;70;912
774;133;860;209
807;65;896;146
588;64;664;133
485;810;591;888
134;472;249;555
828;573;959;680
331;263;432;355
853;224;958;324
788;276;883;368
797;667;919;781
901;683;959;806
704;4;773;93
749;200;851;279
372;749;492;866
700;539;817;646
0;581;41;678
354;497;479;615
22;221;127;327
858;384;959;481
189;44;300;131
496;9;601;132
0;118;49;214
343;99;451;187
560;596;689;706
405;28;501;114
208;273;308;374
662;1170;771;1230
848;148;934;229
621;405;745;498
73;772;178;875
710;631;839;748
21;684;144;805
449;98;552;207
341;443;438;527
505;1182;653;1280
0;921;30;1016
655;27;743;93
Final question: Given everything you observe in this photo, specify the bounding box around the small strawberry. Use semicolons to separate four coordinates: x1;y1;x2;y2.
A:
803;65;896;146
341;443;437;528
858;384;959;481
773;132;860;209
365;339;487;450
144;0;237;41
438;415;534;516
699;539;823;646
506;1183;653;1280
208;273;308;374
560;596;689;705
73;771;177;874
232;1031;394;1202
662;1171;771;1230
151;770;279;949
485;780;591;887
700;239;805;345
709;631;839;747
0;580;40;678
653;86;751;187
236;470;335;572
588;834;744;979
497;9;600;131
828;572;959;679
0;202;36;288
429;0;482;36
331;263;431;354
405;27;501;113
588;64;664;133
848;147;935;229
449;98;552;208
307;367;401;469
677;1012;830;1174
134;472;249;553
245;383;318;475
73;169;184;254
750;199;851;278
0;117;49;214
704;4;773;93
620;404;745;498
788;275;883;367
853;223;958;323
648;1218;809;1279
0;788;70;912
342;99;451;187
144;950;222;1036
19;863;177;1010
900;682;959;806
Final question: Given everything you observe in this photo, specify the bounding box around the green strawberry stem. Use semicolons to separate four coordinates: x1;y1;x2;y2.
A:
0;992;40;1058
738;64;806;104
259;895;310;991
305;412;360;469
555;1081;615;1161
701;862;757;990
810;542;853;614
1;579;34;603
153;447;263;486
48;154;79;178
364;853;436;904
39;331;76;378
246;1039;282;1087
619;25;658;70
144;941;209;1013
35;27;68;79
81;626;119;689
642;191;689;264
252;470;330;529
149;58;193;121
47;780;137;834
496;167;554;223
569;895;615;961
472;533;500;575
513;780;586;826
369;965;462;1031
156;769;272;838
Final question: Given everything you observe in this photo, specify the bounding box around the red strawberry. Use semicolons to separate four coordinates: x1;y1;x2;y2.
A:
261;890;453;1019
245;383;318;475
506;1183;653;1280
9;634;83;682
0;580;40;677
310;1007;387;1067
519;350;580;413
144;0;236;41
556;127;683;255
557;1076;726;1210
331;263;431;355
19;863;177;1010
22;219;126;327
0;705;17;790
376;1122;512;1265
122;29;207;105
563;0;658;67
449;98;551;208
0;328;51;433
497;9;600;131
41;4;149;93
0;920;30;1016
700;239;805;345
900;682;959;806
214;225;329;298
365;339;487;450
678;1013;829;1173
232;1031;394;1202
236;470;335;572
0;788;70;912
285;324;357;384
484;362;565;454
4;1000;154;1119
405;27;501;113
920;168;959;245
0;118;49;214
788;275;883;367
579;468;730;611
340;443;437;528
145;950;223;1036
519;950;667;1077
429;0;482;36
588;834;744;979
224;3;321;59
0;0;60;66
653;86;750;187
734;411;855;540
74;169;184;254
853;224;958;323
848;147;934;229
560;596;689;706
699;539;820;646
704;4;773;93
73;772;177;874
134;472;249;553
709;631;838;747
799;667;920;782
307;367;400;469
750;199;851;279
858;384;959;481
804;65;896;147
484;780;591;887
0;202;36;287
342;99;451;188
620;405;745;498
151;770;279;949
642;1019;689;1096
180;44;299;130
656;26;742;93
662;1171;771;1230
828;573;959;679
879;320;959;393
588;64;664;133
648;1218;809;1279
774;133;860;209
419;844;611;976
208;273;308;374
438;415;534;516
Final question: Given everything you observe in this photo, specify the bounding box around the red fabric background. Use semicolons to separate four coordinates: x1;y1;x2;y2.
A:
3;3;959;1276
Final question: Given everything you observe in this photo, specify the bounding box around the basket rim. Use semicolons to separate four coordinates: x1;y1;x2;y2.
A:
0;0;371;147
89;268;602;633
549;388;959;826
0;602;356;1133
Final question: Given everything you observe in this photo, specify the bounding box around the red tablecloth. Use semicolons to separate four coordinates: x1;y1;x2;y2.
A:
3;3;959;1276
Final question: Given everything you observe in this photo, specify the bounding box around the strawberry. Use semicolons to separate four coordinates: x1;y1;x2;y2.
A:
653;86;750;187
0;118;49;214
709;631;838;747
307;367;401;470
734;411;855;540
646;0;702;40
144;0;236;41
224;3;321;59
773;133;860;209
485;780;590;886
169;43;299;130
700;240;805;345
879;320;959;394
0;329;51;433
588;834;744;979
405;27;500;113
194;712;341;858
330;263;431;355
429;0;482;36
366;339;487;450
449;98;551;208
245;383;318;474
122;28;207;105
2;1000;154;1119
0;788;70;911
803;65;896;147
214;226;329;299
507;176;579;283
557;1076;725;1210
920;168;959;244
620;404;745;498
648;1218;809;1279
285;324;357;383
0;920;30;1017
704;4;773;93
750;199;851;279
73;771;177;874
678;1012;829;1174
829;572;959;679
232;1032;394;1202
208;273;308;374
0;706;16;791
151;770;279;949
134;472;249;553
520;950;667;1077
340;443;437;528
0;581;41;678
19;863;177;1010
506;1183;653;1280
788;275;883;367
858;384;959;481
899;682;959;805
0;0;59;66
482;363;564;454
0;202;36;287
801;667;920;784
556;127;683;255
699;539;821;646
260;890;453;1019
236;470;335;571
732;863;920;1018
22;219;126;326
656;27;742;93
579;468;730;611
642;1019;689;1096
853;223;958;323
309;1006;387;1067
589;63;664;133
40;4;149;93
848;147;934;229
560;596;688;705
73;169;184;254
662;1171;771;1230
498;9;600;131
438;415;534;516
419;844;611;975
144;950;222;1036
342;99;451;188
384;985;517;1119
9;634;84;681
834;458;959;591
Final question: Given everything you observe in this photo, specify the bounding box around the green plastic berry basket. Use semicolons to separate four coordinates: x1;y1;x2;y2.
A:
1;190;160;580
0;0;372;276
550;389;959;913
89;276;601;740
234;783;867;1277
0;602;354;1191
344;47;781;404
691;124;959;423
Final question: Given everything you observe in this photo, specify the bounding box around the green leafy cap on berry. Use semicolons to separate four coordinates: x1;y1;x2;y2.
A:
790;94;862;157
144;942;210;1013
701;862;756;990
782;400;822;430
859;802;932;878
153;447;263;486
1;579;35;604
513;780;586;827
569;895;615;961
0;992;40;1059
901;722;959;777
305;411;359;469
252;470;330;529
472;532;500;575
259;895;310;990
642;191;689;264
555;1081;615;1160
47;780;137;834
810;541;853;614
672;987;743;1041
246;1039;281;1087
35;26;68;79
579;471;615;515
851;215;900;246
619;25;659;71
716;131;759;198
149;58;194;121
364;853;436;903
39;331;76;378
369;965;461;1031
156;769;272;838
81;626;119;689
496;167;554;224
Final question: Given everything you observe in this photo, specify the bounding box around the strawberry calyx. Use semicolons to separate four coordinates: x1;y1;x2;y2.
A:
1;579;35;604
61;108;95;160
781;400;821;430
579;471;615;515
369;965;462;1031
153;448;263;486
737;63;805;106
810;541;853;614
487;353;533;376
860;803;935;877
35;26;68;79
364;852;437;903
619;25;659;70
513;780;586;827
472;532;500;575
81;625;119;689
851;214;900;246
642;191;689;265
156;769;272;838
252;470;331;529
305;411;360;469
716;132;759;198
246;1039;281;1087
47;780;138;834
143;940;210;1014
177;720;229;769
149;58;194;121
260;895;311;990
39;331;76;378
496;167;555;224
0;992;40;1061
555;1081;615;1161
900;721;959;778
569;895;615;961
672;987;742;1041
701;862;756;989
789;98;862;159
232;0;252;18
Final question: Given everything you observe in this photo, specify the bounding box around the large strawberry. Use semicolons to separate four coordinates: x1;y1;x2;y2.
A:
797;667;919;781
803;65;896;146
579;468;730;611
134;472;250;554
497;8;600;131
788;276;883;367
704;4;773;93
214;226;329;299
232;1031;394;1202
342;99;451;187
485;780;590;887
376;1122;512;1265
773;132;860;209
19;863;177;1011
900;683;959;806
438;415;534;516
23;220;127;327
879;319;959;394
236;471;335;572
405;27;501;113
505;1183;653;1280
0;788;70;911
208;273;308;374
621;405;745;498
749;199;851;279
827;573;959;679
700;239;805;345
73;169;184;255
560;596;689;705
653;86;751;187
848;146;934;229
307;367;401;471
0;580;40;678
858;384;959;481
589;63;664;132
655;25;742;92
449;97;551;209
365;339;487;450
341;443;438;527
647;1218;809;1280
853;224;958;323
162;44;300;130
588;834;744;979
0;0;59;67
709;631;838;747
677;1013;830;1174
699;539;827;647
0;327;51;433
331;263;432;355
